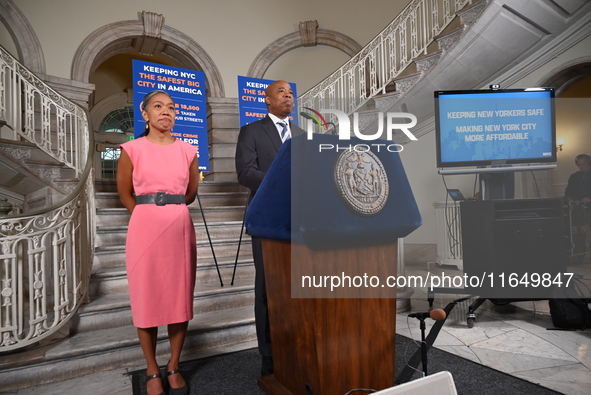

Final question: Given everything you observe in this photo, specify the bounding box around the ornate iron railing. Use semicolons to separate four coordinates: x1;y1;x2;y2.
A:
0;47;88;175
298;0;473;127
0;46;95;351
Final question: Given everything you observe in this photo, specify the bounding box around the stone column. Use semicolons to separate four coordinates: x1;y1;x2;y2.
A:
206;98;240;182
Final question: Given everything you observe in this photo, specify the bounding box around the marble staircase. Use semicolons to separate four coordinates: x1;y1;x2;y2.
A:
0;137;79;212
353;3;482;144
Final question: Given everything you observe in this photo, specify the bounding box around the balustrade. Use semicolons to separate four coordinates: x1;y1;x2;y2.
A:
299;0;473;129
0;46;94;351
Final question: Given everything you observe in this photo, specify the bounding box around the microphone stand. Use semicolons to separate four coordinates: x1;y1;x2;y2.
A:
419;316;428;377
397;297;472;384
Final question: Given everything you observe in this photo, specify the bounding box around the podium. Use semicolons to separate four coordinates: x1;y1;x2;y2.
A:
246;134;422;394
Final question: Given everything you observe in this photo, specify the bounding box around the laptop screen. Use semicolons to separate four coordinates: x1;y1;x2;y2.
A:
447;189;465;201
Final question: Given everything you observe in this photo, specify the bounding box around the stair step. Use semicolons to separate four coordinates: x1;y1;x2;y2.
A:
94;182;248;204
0;137;64;164
434;25;466;51
0;305;256;391
90;256;255;280
370;91;403;112
95;190;248;209
413;50;443;73
0;141;75;198
88;259;255;297
392;71;422;94
75;278;255;333
95;206;246;226
94;181;248;194
93;182;248;194
92;242;253;271
95;221;247;246
94;235;252;252
94;237;252;261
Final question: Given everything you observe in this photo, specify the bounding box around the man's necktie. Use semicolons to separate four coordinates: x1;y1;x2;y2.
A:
278;121;290;142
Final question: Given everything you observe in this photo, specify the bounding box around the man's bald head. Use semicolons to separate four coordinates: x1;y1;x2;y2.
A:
265;80;294;119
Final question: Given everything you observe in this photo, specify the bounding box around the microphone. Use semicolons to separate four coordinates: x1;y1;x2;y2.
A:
408;308;446;321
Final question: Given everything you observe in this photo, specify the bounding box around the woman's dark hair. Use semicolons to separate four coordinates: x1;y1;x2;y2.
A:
138;90;173;137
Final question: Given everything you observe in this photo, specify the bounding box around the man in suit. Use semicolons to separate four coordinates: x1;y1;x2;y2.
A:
566;154;591;204
235;80;304;376
565;154;591;255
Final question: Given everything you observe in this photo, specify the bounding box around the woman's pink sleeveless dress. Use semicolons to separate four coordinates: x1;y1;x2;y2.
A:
121;137;197;328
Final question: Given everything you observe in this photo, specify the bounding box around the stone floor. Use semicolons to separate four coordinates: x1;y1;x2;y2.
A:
3;258;591;395
399;256;591;395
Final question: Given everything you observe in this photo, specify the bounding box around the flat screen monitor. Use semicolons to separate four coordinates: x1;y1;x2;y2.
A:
435;88;556;171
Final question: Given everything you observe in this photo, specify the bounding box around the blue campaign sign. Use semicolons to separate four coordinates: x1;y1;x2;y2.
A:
237;76;298;127
132;60;210;172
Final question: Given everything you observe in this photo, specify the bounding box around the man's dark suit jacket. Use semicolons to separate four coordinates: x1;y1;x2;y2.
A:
235;114;305;358
235;115;304;203
565;170;591;201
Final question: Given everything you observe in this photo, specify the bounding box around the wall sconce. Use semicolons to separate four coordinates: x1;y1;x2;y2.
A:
556;138;564;152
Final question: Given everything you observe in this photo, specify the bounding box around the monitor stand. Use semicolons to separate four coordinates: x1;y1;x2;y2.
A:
479;172;514;200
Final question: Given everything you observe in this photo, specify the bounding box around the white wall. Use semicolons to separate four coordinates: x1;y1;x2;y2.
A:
0;19;17;56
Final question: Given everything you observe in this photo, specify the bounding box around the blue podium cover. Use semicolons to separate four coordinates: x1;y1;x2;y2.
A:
245;134;422;249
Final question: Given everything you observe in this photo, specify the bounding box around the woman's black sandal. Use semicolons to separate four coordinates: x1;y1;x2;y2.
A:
146;372;165;395
167;368;189;395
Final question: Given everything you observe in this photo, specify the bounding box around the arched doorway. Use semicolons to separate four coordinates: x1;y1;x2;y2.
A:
73;12;224;184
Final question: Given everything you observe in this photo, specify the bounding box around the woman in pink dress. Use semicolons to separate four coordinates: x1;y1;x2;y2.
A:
117;90;198;395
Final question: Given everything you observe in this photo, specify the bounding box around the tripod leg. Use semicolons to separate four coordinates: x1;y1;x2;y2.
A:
197;193;223;287
231;200;248;285
467;298;487;328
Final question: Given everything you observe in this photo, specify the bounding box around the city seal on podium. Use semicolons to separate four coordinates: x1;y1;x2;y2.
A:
333;150;389;216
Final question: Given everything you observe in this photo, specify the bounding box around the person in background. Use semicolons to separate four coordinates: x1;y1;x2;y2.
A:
117;90;199;395
565;153;591;256
235;80;305;376
566;154;591;203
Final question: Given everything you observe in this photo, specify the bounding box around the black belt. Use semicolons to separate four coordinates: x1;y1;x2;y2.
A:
135;193;185;206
